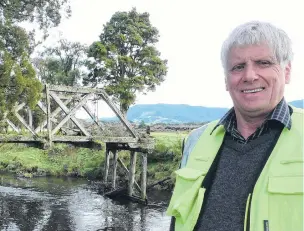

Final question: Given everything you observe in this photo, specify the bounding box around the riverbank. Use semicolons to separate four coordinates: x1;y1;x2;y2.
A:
0;132;185;191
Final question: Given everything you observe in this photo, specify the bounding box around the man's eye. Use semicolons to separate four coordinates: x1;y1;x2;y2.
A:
231;64;244;71
257;60;271;66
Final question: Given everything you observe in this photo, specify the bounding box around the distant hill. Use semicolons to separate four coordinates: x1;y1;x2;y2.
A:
100;99;303;124
127;104;229;124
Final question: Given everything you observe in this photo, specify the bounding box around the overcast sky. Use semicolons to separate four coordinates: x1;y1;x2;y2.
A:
39;0;304;117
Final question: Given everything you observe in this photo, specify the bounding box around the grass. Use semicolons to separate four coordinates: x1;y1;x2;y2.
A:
151;131;187;142
146;131;189;189
0;143;104;178
0;131;190;189
149;131;186;162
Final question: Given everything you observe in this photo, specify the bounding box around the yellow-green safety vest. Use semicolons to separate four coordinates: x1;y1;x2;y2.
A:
167;107;304;231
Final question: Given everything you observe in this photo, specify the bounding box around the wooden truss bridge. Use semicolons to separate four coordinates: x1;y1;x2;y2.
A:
0;84;154;203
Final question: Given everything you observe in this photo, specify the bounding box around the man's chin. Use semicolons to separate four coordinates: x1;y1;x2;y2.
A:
239;104;272;116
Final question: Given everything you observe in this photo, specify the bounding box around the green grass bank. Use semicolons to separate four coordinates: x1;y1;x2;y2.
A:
0;132;187;190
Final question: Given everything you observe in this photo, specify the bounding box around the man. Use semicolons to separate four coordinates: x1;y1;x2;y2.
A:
167;21;303;231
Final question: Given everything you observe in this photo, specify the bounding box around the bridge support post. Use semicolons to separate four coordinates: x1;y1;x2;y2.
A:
112;150;118;189
45;84;53;147
128;151;137;197
104;148;110;184
141;152;147;201
28;108;33;129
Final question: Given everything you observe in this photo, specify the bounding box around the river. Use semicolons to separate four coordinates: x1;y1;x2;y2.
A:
0;174;172;231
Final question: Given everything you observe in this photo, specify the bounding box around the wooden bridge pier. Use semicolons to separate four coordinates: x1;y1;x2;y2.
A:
104;143;150;203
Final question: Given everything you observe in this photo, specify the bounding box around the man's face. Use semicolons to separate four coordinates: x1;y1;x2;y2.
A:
225;44;291;116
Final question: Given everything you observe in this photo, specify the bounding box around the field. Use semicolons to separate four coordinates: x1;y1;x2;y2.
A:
151;131;188;140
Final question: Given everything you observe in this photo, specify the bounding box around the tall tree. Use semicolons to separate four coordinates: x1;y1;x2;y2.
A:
0;0;71;31
83;8;168;115
0;23;42;122
0;0;71;125
33;39;88;86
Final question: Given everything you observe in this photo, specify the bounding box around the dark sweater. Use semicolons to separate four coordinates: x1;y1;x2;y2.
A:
170;124;282;231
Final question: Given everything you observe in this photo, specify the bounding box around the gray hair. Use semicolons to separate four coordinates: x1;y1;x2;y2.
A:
221;21;293;75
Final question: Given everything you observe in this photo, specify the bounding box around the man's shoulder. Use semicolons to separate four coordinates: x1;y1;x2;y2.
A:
291;106;304;114
185;124;209;143
290;105;304;124
180;122;212;168
185;119;221;144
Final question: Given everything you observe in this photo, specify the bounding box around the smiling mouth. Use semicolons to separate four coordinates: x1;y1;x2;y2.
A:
241;87;265;93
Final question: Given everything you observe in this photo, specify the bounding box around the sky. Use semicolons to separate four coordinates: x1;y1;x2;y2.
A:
37;0;304;117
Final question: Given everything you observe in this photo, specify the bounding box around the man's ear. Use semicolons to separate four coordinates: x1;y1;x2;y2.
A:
225;76;229;91
284;62;291;84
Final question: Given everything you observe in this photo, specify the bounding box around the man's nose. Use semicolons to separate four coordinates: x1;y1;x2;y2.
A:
243;63;258;83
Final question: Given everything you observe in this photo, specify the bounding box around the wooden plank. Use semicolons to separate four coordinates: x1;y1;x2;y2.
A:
49;85;101;94
51;136;154;150
52;136;135;143
112;150;118;189
104;148;110;184
128;141;155;150
50;92;91;136
0;136;43;142
48;85;112;98
15;103;26;112
82;105;105;131
28;108;33;129
6;119;20;133
57;93;75;100
0;135;89;143
37;101;47;114
104;187;127;197
99;92;138;138
46;84;52;146
35;98;73;133
118;157;141;193
141;153;148;200
147;177;171;189
104;188;147;205
128;151;137;196
0;133;153;148
14;112;37;136
0;134;153;150
52;135;92;142
40;92;77;100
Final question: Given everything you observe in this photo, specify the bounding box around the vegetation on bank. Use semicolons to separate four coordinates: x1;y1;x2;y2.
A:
0;132;187;190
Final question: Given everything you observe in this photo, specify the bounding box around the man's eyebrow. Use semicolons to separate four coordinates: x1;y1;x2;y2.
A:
230;56;275;64
253;56;276;61
229;61;246;67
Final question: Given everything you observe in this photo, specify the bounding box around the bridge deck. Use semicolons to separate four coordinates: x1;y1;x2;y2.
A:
0;135;154;149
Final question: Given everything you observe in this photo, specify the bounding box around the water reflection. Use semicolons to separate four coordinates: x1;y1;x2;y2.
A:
0;174;171;231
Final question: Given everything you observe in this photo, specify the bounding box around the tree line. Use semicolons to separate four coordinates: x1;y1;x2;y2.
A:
0;1;168;128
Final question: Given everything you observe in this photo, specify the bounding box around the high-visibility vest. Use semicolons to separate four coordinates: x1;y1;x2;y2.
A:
167;107;304;231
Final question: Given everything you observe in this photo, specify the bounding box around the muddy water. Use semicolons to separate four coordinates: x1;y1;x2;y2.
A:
0;174;171;231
